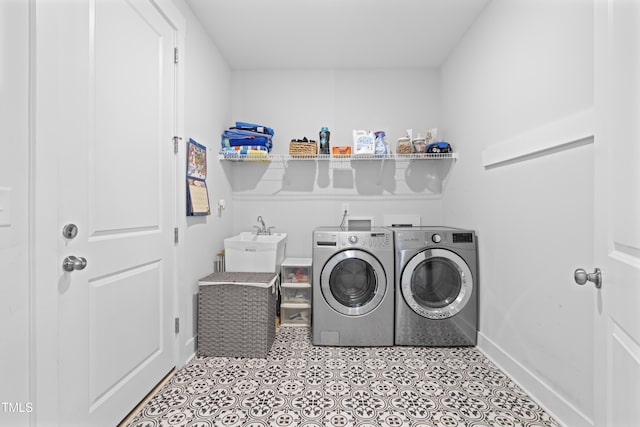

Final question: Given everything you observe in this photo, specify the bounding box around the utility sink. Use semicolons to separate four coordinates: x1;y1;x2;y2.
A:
224;232;288;273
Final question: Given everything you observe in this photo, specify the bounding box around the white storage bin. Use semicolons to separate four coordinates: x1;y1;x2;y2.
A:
280;303;311;326
281;257;312;284
281;283;311;304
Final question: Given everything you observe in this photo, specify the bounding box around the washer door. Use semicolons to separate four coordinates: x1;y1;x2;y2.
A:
321;250;387;316
401;248;473;319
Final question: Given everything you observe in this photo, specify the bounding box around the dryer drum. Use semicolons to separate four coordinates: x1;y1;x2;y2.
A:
320;249;387;316
401;248;473;320
411;258;462;309
329;258;377;308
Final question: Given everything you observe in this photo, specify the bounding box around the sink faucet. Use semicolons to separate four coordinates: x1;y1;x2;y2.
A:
254;216;274;235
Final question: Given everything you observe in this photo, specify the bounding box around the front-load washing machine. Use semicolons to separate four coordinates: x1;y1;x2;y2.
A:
393;226;478;346
312;226;394;346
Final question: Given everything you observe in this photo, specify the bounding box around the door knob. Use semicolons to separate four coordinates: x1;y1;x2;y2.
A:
63;256;87;272
574;267;602;289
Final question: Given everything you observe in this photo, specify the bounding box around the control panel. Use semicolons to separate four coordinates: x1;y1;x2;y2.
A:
314;231;392;249
394;228;476;250
453;232;474;243
339;232;392;249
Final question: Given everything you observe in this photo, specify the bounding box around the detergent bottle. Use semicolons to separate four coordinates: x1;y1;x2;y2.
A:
319;127;330;154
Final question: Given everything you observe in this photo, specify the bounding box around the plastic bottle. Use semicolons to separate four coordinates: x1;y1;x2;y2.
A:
374;131;388;155
319;126;330;155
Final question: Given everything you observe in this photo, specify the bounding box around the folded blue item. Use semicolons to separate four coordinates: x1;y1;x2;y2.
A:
223;128;273;140
221;136;272;151
221;148;268;156
233;121;274;136
221;122;274;152
221;145;269;153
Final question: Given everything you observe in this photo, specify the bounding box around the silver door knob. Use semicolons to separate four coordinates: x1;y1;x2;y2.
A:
574;267;602;289
63;256;87;272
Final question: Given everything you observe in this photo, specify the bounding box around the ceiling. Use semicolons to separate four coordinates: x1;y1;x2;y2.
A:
185;0;490;70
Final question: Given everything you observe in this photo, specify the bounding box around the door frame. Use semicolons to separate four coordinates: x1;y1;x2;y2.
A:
28;1;185;425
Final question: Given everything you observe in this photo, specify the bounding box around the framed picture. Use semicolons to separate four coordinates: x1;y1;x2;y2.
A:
187;138;207;180
186;138;210;216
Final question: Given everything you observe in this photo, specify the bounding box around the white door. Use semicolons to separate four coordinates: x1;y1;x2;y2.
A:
36;0;177;425
592;0;640;426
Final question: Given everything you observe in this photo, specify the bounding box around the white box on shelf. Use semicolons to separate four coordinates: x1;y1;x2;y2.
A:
281;257;312;284
281;283;311;304
280;303;311;326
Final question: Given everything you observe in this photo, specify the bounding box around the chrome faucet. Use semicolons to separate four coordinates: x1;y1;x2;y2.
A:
254;216;274;235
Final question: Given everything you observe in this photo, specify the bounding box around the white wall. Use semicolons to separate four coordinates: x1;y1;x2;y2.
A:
171;0;233;364
228;69;447;257
440;0;595;425
0;1;32;426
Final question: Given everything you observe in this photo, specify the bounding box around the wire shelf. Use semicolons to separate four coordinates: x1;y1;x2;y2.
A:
218;152;457;162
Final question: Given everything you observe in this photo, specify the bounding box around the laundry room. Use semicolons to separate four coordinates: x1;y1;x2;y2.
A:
3;0;639;426
201;2;596;424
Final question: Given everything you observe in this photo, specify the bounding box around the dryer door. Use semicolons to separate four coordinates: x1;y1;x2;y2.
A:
401;248;473;319
321;249;387;316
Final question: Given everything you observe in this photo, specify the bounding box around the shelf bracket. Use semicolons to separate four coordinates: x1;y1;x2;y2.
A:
376;156;386;186
281;155;291;186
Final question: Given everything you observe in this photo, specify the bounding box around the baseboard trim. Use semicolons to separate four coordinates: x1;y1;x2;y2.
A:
477;332;593;427
117;368;174;427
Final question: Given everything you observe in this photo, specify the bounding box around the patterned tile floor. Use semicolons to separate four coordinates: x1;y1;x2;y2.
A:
125;327;560;427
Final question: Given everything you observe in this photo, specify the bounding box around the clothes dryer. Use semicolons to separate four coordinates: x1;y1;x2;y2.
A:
312;227;394;346
393;226;478;346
